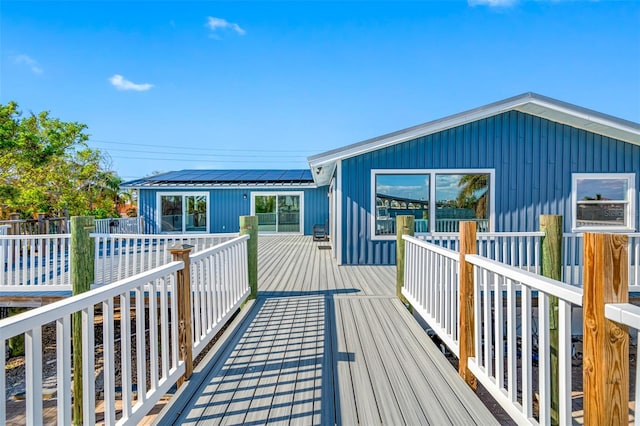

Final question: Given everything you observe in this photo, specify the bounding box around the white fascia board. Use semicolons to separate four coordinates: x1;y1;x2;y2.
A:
307;93;640;168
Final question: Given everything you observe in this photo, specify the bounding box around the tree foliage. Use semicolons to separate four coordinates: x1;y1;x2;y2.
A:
0;101;123;219
456;174;489;218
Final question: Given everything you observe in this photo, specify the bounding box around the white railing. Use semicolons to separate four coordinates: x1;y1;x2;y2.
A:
94;217;144;234
93;233;238;285
417;232;543;272
0;261;184;425
0;225;9;235
435;218;490;233
189;235;250;357
0;234;71;289
465;255;583;425
402;236;461;355
563;232;640;288
605;302;640;422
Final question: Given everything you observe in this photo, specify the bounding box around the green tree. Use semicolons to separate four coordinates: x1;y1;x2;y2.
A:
456;174;489;218
0;101;121;218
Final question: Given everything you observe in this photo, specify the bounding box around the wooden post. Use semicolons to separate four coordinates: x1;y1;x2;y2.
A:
240;216;258;300
540;215;562;425
9;212;19;235
459;221;477;390
170;244;194;387
37;213;47;234
395;215;414;304
70;216;95;425
583;233;629;426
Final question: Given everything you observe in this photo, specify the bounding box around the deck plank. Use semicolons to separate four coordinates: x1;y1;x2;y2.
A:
156;236;498;426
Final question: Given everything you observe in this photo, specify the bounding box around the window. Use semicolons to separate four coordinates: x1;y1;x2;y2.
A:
435;173;490;232
158;192;209;233
374;174;429;235
252;192;303;233
572;173;636;231
372;169;493;238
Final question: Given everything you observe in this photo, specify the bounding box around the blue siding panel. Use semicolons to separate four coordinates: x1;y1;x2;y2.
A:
138;187;328;235
341;111;640;265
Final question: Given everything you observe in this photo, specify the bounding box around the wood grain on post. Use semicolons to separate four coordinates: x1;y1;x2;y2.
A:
170;244;194;388
583;233;629;426
240;216;258;299
395;215;414;304
540;215;562;425
459;221;477;390
70;216;95;425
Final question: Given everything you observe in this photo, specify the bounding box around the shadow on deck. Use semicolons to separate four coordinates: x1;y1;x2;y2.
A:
156;236;497;425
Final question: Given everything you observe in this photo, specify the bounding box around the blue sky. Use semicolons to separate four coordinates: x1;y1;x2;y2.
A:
2;1;639;181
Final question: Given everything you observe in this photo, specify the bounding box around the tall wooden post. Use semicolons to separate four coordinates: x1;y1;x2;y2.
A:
70;216;95;425
396;215;414;304
583;233;629;426
240;216;258;300
540;215;562;425
459;221;478;390
170;244;194;387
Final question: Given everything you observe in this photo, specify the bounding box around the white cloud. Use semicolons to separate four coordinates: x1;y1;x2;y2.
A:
14;54;43;74
206;16;246;37
468;0;518;6
108;74;153;91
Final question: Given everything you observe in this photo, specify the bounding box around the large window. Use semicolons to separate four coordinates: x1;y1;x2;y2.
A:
372;169;493;237
572;173;636;231
252;192;303;233
158;192;208;233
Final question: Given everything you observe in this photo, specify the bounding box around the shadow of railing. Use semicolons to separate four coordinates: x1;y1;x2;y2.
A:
161;289;358;425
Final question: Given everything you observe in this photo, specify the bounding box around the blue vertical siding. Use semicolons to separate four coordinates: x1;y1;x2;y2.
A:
341;111;640;265
138;186;328;235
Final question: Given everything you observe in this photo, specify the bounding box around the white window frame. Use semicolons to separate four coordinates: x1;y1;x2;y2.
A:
250;191;305;235
156;192;210;233
370;169;495;240
571;173;636;232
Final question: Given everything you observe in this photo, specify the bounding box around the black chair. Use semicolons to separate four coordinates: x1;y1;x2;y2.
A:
313;222;329;241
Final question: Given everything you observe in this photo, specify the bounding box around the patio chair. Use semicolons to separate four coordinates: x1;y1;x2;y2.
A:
313;222;329;241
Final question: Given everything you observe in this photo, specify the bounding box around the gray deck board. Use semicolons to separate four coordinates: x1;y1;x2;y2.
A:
157;235;498;426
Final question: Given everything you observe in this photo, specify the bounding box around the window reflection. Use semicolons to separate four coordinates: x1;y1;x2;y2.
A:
375;175;429;235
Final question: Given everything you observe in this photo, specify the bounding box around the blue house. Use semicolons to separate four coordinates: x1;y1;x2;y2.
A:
124;93;640;266
307;93;640;265
122;169;329;235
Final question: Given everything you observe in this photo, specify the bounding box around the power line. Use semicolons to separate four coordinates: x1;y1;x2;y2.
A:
108;155;309;164
96;146;309;159
89;138;323;154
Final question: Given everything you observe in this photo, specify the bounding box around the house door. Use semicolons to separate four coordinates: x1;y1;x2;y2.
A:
252;193;303;233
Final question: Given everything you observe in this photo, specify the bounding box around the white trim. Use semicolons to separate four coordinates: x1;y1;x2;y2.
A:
336;161;343;265
370;169;495;240
156;191;210;234
308;93;640;186
250;191;305;235
571;173;636;232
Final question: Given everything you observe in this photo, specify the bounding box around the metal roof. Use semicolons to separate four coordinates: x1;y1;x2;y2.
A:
122;169;315;188
307;92;640;186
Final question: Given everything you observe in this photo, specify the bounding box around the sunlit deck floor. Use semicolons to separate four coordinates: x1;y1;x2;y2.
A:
156;235;497;425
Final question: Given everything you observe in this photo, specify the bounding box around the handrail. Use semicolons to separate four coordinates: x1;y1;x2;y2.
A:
402;235;461;356
189;234;250;357
0;234;72;289
0;261;184;425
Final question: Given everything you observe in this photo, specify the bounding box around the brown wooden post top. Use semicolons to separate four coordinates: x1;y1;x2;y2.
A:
170;243;194;387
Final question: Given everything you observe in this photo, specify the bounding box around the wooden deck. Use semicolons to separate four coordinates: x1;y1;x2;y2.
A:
156;235;498;425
